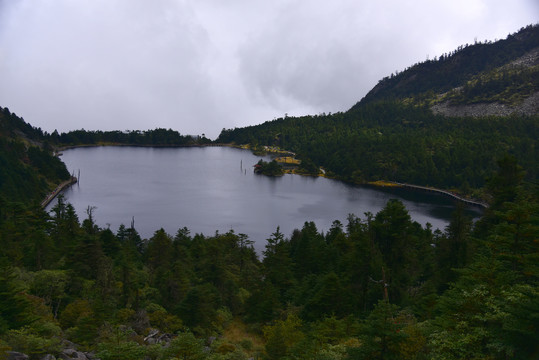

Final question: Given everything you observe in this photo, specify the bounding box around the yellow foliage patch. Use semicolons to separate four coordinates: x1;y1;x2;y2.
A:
275;156;301;165
222;318;264;353
368;180;403;187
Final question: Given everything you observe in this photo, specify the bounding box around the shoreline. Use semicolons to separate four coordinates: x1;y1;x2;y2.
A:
56;142;233;152
41;176;78;208
367;180;488;208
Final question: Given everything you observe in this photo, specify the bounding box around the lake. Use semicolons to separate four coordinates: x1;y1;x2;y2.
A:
48;146;483;253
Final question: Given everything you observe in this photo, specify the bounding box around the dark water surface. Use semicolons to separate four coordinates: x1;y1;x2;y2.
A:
48;146;482;253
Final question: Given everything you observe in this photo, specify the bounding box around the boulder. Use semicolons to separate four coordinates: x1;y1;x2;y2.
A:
83;352;99;360
143;328;173;345
58;349;88;360
40;355;56;360
144;328;159;344
156;333;173;344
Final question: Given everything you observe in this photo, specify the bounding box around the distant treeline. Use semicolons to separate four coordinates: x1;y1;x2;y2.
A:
51;128;212;147
0;106;211;148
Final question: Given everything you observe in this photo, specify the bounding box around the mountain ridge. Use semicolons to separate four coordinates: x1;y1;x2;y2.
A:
353;24;539;117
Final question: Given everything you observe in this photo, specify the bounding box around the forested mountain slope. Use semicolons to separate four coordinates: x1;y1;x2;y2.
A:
355;24;539;115
0;107;70;203
217;25;539;198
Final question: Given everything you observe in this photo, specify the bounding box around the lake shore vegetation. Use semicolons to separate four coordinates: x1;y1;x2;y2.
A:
254;159;284;176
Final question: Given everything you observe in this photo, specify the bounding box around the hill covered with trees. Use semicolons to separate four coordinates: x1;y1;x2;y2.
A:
217;25;539;200
356;24;538;111
0;107;70;204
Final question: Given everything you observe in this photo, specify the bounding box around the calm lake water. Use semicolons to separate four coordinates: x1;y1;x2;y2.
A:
48;146;483;253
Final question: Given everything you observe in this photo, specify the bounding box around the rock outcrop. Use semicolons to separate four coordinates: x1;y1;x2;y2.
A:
431;91;539;117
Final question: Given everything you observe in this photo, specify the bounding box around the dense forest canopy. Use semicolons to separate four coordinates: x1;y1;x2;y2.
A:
217;103;538;197
0;25;538;359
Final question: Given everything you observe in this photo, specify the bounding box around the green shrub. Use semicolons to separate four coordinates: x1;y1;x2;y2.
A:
4;327;61;358
96;341;147;360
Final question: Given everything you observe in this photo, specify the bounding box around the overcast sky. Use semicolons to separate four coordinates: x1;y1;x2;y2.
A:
0;1;537;138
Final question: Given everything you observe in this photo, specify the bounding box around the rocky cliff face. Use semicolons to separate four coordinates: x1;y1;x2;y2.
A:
430;47;539;117
431;91;539;117
353;25;539;118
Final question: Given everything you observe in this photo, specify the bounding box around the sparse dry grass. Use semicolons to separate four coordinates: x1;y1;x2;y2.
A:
221;318;265;355
275;156;301;165
368;180;403;187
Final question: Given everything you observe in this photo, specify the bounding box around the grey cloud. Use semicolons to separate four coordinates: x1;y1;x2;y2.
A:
0;0;216;133
237;0;539;115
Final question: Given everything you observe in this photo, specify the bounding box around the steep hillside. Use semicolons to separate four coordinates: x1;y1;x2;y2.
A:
0;107;70;203
354;24;539;117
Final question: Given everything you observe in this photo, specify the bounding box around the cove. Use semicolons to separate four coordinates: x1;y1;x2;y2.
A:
48;146;483;253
